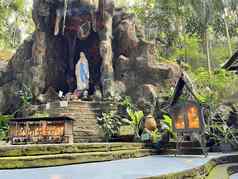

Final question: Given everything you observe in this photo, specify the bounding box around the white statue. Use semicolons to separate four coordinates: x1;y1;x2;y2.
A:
75;52;89;91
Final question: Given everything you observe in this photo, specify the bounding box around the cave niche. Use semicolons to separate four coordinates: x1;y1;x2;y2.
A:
59;31;102;95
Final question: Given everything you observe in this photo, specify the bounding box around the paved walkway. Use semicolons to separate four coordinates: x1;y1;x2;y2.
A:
230;173;238;179
0;154;232;179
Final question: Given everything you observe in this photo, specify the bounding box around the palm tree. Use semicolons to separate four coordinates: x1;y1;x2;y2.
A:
190;0;213;74
212;0;238;57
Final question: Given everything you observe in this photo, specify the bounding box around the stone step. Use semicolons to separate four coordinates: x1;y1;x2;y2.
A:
165;141;203;149
73;120;98;123
54;106;101;113
159;147;208;155
73;138;103;142
51;111;97;117
73;126;100;130
43;101;117;142
160;141;208;155
0;143;151;157
0;148;157;169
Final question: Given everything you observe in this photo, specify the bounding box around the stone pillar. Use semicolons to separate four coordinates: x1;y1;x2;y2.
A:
31;32;47;97
31;0;50;98
99;11;114;98
65;119;74;143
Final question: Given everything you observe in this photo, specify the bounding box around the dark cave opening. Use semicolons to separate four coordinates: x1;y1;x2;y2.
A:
51;30;103;96
64;31;102;95
43;1;105;97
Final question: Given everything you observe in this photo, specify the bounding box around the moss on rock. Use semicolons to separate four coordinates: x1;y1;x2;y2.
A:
0;149;156;169
0;143;148;157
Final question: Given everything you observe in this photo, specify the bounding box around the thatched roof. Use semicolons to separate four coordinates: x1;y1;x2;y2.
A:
222;50;238;72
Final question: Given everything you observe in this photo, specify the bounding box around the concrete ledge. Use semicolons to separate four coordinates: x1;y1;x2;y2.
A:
140;155;238;179
0;149;156;169
0;143;150;157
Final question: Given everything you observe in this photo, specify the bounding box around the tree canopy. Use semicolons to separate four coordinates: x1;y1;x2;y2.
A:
0;0;33;51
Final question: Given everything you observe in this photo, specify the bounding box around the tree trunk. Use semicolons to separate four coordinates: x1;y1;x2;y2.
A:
205;30;212;75
224;10;232;57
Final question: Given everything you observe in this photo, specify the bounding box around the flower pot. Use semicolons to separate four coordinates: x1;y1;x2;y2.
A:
144;115;157;131
220;143;233;153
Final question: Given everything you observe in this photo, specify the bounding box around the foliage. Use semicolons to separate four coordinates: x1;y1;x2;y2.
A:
208;123;238;145
143;114;175;144
17;84;33;105
171;34;206;68
161;114;176;139
130;0;156;25
127;108;144;128
0;0;34;50
162;115;172;129
130;0;238;71
0;115;13;140
120;96;134;110
7;84;33;118
150;129;161;144
127;108;144;138
97;111;122;141
98;95;144;141
191;68;238;108
0;83;33;141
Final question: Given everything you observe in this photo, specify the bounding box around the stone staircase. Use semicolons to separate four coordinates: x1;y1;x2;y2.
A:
0;143;157;169
43;101;117;143
160;140;208;155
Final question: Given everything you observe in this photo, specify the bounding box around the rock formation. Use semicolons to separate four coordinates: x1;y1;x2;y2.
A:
0;1;181;114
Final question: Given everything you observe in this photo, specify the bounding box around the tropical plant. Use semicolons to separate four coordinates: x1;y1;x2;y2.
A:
161;114;176;139
97;111;122;141
0;115;13;141
127;108;144;139
150;129;161;144
120;96;134;110
209;123;236;146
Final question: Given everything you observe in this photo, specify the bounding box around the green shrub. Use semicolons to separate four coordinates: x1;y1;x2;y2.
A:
97;111;122;141
190;68;238;108
0;115;13;140
161;114;176;139
127;108;144;139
